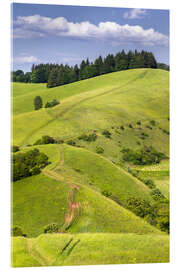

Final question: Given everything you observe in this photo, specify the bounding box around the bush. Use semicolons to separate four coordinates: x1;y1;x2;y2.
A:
146;125;152;130
45;99;60;108
11;145;19;153
34;135;55;145
67;140;76;146
161;129;169;135
156;216;169;233
137;121;141;125
126;197;154;218
102;130;111;138
11;227;24;237
128;124;133;128
150;188;165;201
120;126;124;130
34;96;43;110
102;190;112;197
55;138;64;144
44;223;59;233
96;146;104;154
150;120;156;126
78;133;97;142
142;179;156;189
140;132;149;140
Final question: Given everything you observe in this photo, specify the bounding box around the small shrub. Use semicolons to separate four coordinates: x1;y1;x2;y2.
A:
102;190;112;197
150;188;165;201
88;179;94;185
11;227;24;237
78;133;97;142
55;138;64;144
140;178;156;189
102;130;111;138
45;99;60;108
11;145;19;153
126;197;154;218
161;129;169;135
67;140;76;146
156;216;169;233
146;125;152;130
44;223;59;233
137;121;141;125
140;132;149;140
120;126;124;130
150;120;156;126
128;124;133;128
34;135;55;145
96;146;104;154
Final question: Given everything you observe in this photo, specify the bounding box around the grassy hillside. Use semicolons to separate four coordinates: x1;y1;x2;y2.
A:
12;233;169;267
12;69;149;115
12;68;169;266
13;144;161;237
13;69;169;161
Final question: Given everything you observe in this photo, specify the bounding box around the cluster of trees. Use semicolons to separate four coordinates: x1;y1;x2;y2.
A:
11;70;31;83
121;146;166;165
12;148;49;182
12;50;169;87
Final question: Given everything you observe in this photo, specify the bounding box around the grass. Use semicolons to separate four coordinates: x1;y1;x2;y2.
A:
12;144;160;237
12;173;70;237
12;68;170;266
12;69;148;115
132;159;169;198
61;144;153;204
12;233;169;267
12;69;169;156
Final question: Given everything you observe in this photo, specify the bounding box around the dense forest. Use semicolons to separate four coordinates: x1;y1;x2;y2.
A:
12;50;169;88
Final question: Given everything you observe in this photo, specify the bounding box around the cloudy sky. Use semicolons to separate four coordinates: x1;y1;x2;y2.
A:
12;3;169;72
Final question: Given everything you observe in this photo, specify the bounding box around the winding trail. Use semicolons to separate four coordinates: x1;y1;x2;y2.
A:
42;147;81;232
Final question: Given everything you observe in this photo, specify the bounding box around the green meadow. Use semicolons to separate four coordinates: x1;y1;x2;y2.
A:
12;233;169;267
12;68;169;266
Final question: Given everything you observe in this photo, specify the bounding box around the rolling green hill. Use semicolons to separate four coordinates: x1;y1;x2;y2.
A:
13;144;161;237
12;68;169;266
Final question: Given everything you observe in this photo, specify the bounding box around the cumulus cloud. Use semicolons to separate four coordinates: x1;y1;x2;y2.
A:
13;15;168;47
123;9;147;19
13;55;40;64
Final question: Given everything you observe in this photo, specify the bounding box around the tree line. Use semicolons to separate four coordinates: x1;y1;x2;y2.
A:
12;50;169;88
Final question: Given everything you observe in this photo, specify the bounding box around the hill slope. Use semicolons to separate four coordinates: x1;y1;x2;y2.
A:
12;233;169;267
13;144;160;237
12;68;169;266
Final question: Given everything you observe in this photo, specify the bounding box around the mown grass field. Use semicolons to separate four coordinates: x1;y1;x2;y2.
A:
12;68;170;266
12;233;169;267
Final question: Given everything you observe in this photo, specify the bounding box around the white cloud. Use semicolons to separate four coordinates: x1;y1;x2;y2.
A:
13;55;40;64
13;15;168;47
123;9;147;19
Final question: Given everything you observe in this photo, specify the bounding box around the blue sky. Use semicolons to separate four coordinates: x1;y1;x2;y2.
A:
12;3;169;72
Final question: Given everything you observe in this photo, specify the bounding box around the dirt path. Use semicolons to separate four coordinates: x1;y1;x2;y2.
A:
42;150;81;232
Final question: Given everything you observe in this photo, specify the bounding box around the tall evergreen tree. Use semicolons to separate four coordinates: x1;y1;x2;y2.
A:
34;96;43;110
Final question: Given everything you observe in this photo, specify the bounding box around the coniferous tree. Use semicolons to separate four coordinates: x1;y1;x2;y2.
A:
34;96;43;110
